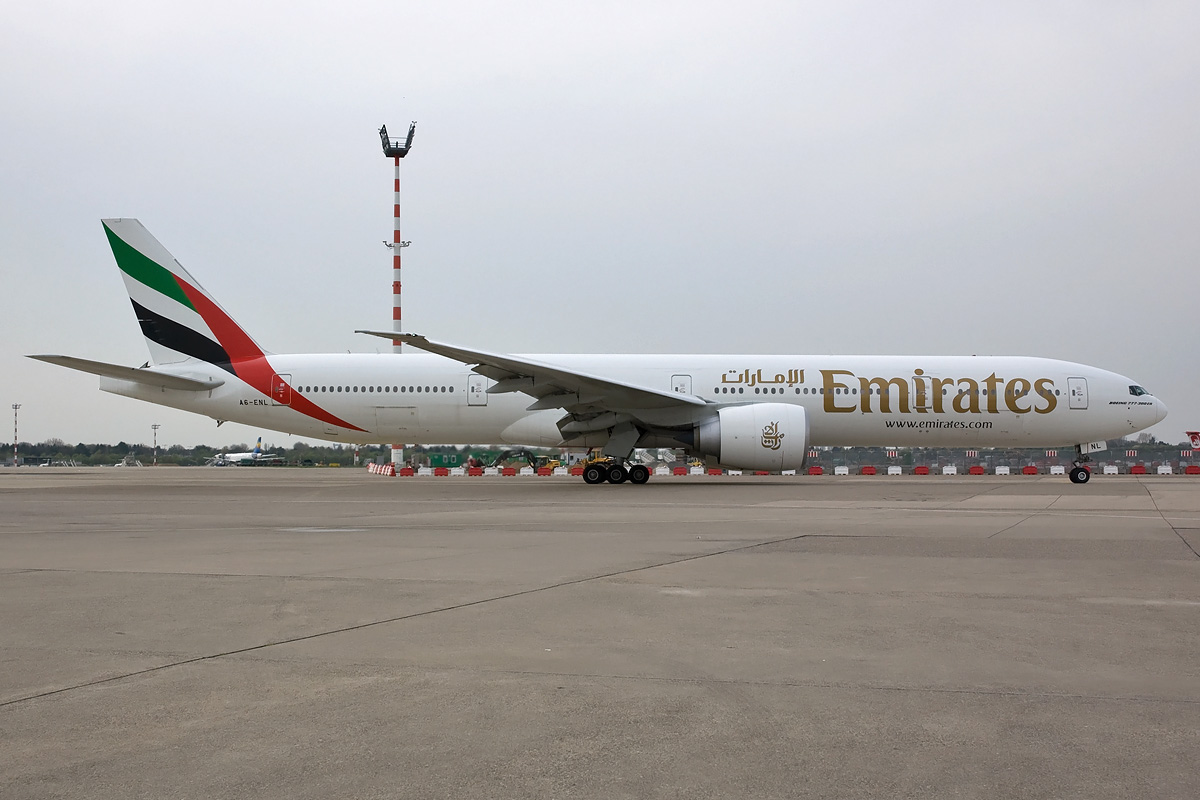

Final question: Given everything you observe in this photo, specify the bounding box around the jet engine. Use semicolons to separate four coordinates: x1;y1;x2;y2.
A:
693;403;809;471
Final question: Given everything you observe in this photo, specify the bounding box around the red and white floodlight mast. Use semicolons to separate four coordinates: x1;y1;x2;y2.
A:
11;404;19;467
379;123;416;466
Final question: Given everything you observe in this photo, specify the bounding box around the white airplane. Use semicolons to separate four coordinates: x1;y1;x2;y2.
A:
208;437;279;466
30;219;1167;485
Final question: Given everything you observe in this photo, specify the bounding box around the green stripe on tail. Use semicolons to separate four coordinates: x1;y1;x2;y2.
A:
103;222;195;310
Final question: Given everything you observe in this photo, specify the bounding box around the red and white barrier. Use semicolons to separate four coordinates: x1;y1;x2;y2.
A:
366;460;1200;480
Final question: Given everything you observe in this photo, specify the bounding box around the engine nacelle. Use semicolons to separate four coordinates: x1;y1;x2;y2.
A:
693;403;809;471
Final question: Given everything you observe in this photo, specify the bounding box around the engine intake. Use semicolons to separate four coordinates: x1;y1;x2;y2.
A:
693;403;809;471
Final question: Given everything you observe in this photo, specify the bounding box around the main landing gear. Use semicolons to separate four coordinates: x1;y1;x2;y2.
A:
581;460;651;485
1069;445;1091;484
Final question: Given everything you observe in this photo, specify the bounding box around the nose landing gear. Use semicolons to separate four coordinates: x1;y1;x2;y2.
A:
1069;444;1092;484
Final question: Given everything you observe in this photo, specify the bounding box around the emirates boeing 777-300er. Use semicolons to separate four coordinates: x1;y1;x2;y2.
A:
30;219;1167;485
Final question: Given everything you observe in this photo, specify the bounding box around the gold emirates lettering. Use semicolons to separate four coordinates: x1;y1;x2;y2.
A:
820;370;1057;415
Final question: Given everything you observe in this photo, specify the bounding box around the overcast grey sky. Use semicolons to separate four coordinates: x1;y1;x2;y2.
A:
3;1;1197;448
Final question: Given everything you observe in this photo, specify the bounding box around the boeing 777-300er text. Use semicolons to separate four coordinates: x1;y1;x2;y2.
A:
30;219;1168;485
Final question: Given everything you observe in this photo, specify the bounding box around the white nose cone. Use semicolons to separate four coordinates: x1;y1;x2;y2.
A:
1155;397;1169;424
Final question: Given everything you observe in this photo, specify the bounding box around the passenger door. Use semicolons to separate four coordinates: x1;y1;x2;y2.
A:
468;374;488;406
1067;377;1088;409
270;374;292;406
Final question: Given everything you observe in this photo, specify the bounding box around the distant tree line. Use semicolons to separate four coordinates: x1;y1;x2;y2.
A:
2;434;1193;467
3;439;400;467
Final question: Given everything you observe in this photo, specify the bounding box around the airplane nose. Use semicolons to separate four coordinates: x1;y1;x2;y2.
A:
1155;397;1168;424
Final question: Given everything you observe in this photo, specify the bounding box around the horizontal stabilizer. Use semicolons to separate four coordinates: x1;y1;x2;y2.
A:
27;355;225;391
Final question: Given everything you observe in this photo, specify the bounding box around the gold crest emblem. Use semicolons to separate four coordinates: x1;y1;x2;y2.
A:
760;421;784;450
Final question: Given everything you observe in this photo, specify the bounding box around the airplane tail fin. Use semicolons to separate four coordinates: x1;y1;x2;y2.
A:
102;219;269;369
253;436;263;455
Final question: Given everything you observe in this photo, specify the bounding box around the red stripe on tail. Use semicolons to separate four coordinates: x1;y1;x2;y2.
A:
173;276;366;432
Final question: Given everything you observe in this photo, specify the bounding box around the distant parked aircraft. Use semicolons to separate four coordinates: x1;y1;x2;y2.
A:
208;437;280;466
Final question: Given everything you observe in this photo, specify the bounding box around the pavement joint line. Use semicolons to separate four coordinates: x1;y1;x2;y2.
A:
1143;484;1200;559
4;567;472;582
916;508;1167;521
985;514;1041;539
424;667;1200;706
0;530;868;709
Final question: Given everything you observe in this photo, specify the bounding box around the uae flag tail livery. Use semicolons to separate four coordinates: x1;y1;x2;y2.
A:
103;218;270;371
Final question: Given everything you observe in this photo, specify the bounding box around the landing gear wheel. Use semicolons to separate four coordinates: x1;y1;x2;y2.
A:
582;464;607;484
606;464;629;484
628;465;650;485
1069;466;1090;484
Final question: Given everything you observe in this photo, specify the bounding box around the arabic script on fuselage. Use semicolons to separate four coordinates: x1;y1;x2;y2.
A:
721;369;803;387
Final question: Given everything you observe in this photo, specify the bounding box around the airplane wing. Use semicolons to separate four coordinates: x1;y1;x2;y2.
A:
355;331;707;412
27;355;226;391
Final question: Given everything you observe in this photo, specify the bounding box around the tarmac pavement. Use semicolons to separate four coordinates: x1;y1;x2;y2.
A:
2;469;1198;799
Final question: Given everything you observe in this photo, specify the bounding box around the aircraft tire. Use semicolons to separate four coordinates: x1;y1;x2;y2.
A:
582;464;607;484
606;464;629;484
1069;466;1090;484
628;465;650;485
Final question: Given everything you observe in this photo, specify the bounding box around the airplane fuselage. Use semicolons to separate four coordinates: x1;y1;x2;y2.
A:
100;352;1166;449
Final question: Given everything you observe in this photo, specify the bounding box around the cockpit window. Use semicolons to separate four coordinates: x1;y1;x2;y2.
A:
1129;385;1149;396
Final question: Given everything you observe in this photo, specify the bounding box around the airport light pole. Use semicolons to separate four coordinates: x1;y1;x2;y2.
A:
11;404;20;467
379;122;416;353
151;424;161;466
379;122;416;468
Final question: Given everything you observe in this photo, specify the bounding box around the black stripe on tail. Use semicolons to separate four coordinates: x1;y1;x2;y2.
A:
131;299;234;373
